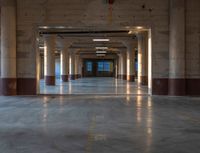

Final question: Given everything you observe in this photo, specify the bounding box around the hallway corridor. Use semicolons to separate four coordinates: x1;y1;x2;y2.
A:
40;78;148;95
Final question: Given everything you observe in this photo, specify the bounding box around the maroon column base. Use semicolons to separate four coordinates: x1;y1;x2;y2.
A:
45;76;55;86
0;78;17;96
169;79;186;96
69;75;76;80
123;75;127;80
153;78;200;96
186;79;200;96
61;75;69;82
127;75;135;82
17;78;37;95
141;76;148;86
75;74;80;79
117;75;122;79
75;74;82;79
152;78;168;95
78;74;82;79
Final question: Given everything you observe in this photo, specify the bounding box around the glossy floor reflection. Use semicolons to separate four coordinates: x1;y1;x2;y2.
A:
40;77;148;95
0;95;200;153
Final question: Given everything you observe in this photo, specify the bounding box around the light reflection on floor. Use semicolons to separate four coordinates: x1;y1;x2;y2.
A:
40;77;148;95
0;95;199;153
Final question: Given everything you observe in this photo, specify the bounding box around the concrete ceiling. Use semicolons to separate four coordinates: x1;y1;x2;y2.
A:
39;26;143;56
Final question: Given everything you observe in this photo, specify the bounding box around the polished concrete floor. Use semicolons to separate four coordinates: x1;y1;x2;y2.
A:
0;95;200;153
40;77;148;95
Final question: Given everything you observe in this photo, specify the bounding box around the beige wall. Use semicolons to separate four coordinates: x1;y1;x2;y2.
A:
16;0;170;79
185;0;200;78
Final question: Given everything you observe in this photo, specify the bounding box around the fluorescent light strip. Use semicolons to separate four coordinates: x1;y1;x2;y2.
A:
93;39;110;42
96;51;107;54
136;26;143;29
96;47;108;50
39;46;45;49
128;31;133;34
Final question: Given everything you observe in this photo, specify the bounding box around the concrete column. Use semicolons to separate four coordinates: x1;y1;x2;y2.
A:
117;54;122;79
0;0;17;95
44;35;56;86
120;52;126;80
61;47;69;82
115;59;118;78
138;32;148;85
75;54;80;79
69;50;76;80
40;55;44;79
122;52;127;80
169;0;186;95
117;55;121;79
78;57;83;78
126;43;136;82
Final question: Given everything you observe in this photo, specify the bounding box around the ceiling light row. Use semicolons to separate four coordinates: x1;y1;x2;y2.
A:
95;47;108;50
93;39;110;42
96;51;107;54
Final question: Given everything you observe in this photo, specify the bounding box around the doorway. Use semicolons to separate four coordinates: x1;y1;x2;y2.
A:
36;27;152;95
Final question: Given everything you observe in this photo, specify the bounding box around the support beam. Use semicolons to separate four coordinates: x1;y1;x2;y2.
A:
44;35;56;86
69;50;76;80
117;55;121;79
40;56;45;79
79;58;83;78
169;0;186;96
61;47;69;82
138;32;148;85
0;0;17;95
121;52;127;80
123;41;136;82
75;55;80;79
115;59;118;78
127;46;135;82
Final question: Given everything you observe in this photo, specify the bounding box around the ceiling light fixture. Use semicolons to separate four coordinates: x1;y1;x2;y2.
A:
55;26;66;29
136;26;143;30
39;26;49;29
96;51;107;54
39;46;45;49
93;39;110;42
128;31;133;34
95;47;108;50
